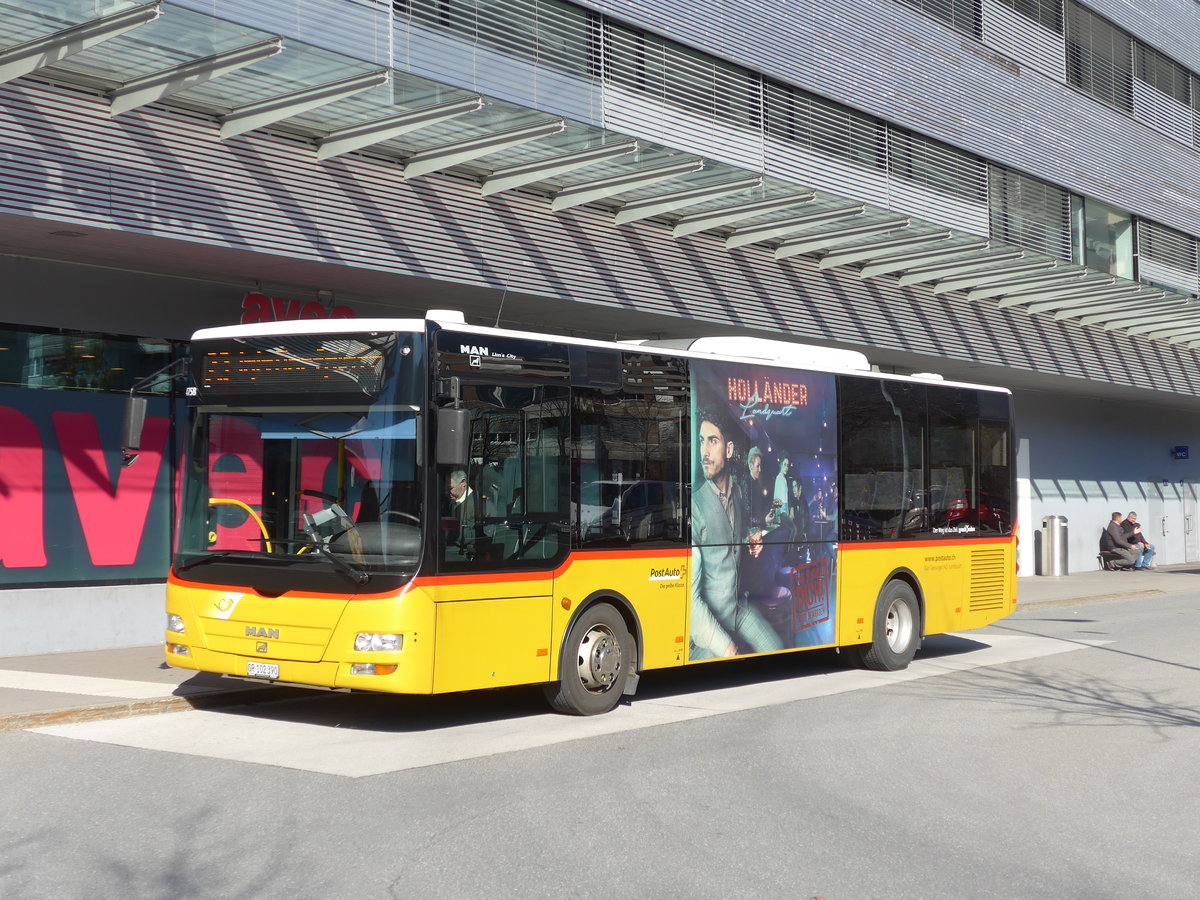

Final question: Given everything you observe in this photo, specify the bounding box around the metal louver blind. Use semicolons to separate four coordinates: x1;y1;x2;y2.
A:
396;0;593;76
988;166;1072;258
665;39;761;129
981;0;1067;83
1138;221;1200;296
763;81;883;170
1065;0;1133;112
602;21;761;129
1135;43;1191;106
994;0;1062;33
1192;74;1200;146
1130;43;1193;143
887;129;987;203
893;0;982;38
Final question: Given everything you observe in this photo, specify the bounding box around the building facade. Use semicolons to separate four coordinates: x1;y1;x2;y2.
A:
3;0;1200;654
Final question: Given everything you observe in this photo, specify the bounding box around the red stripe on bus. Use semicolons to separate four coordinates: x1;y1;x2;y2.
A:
168;571;409;601
415;547;692;587
172;547;692;596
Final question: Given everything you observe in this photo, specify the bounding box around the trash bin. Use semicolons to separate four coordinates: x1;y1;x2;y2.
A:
1039;515;1068;576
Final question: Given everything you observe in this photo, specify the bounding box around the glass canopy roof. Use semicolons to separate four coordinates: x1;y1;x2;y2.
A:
2;0;1196;345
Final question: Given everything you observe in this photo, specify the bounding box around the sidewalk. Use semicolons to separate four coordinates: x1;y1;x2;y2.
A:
0;645;305;732
4;564;1200;732
1014;561;1200;607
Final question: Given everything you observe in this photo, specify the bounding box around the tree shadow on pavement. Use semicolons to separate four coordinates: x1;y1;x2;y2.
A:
915;662;1200;737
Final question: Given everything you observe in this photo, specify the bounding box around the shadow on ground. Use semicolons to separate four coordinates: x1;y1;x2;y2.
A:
203;633;992;733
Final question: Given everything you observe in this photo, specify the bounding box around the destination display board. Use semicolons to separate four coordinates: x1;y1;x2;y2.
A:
193;333;406;403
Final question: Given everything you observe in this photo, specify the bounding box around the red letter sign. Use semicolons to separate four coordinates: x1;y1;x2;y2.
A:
53;412;169;566
0;406;46;567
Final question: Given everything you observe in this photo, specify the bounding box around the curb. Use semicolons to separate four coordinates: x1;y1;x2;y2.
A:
0;685;311;733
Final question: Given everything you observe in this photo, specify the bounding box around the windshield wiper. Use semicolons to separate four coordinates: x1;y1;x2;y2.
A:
309;541;370;585
299;505;370;585
175;552;244;573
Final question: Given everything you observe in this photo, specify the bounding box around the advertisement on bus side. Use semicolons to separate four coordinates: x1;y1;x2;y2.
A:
689;360;838;660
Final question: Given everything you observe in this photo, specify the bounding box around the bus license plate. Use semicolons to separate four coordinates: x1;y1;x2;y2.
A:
247;661;279;679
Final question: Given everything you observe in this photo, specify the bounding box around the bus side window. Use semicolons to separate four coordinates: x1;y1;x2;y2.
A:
572;354;687;548
929;386;978;531
978;420;1012;534
438;385;570;569
838;379;926;540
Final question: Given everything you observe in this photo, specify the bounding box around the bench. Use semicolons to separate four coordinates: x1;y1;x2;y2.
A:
1097;550;1128;570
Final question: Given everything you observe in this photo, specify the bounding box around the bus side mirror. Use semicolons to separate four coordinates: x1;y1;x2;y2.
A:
436;407;470;467
121;395;148;467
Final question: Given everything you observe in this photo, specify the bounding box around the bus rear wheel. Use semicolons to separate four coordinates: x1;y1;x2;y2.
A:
848;580;920;671
543;603;631;716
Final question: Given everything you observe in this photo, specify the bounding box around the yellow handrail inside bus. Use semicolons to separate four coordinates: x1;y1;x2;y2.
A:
208;498;273;553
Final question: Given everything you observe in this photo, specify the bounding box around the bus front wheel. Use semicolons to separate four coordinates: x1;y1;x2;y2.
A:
848;580;920;671
543;603;631;716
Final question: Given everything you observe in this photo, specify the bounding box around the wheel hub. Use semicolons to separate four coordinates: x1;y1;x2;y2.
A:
576;625;621;693
884;599;914;652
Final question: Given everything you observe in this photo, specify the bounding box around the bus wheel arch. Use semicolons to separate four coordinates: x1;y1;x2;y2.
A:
847;571;923;672
543;594;640;716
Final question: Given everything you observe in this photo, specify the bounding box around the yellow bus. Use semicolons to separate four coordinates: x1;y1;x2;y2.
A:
141;311;1015;715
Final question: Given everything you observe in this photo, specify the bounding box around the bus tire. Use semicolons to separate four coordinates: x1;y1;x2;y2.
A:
853;579;920;671
543;603;631;716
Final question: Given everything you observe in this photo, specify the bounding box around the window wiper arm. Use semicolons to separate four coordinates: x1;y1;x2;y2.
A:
174;552;242;573
311;542;370;585
300;506;369;584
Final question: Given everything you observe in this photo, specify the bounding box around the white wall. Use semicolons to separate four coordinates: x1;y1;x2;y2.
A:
1015;389;1200;575
0;584;164;658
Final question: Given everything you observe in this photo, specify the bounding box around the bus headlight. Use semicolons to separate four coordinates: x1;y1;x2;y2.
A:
354;632;401;652
167;614;186;634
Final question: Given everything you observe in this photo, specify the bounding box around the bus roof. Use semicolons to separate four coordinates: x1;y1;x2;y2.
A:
192;311;1011;395
192;318;427;341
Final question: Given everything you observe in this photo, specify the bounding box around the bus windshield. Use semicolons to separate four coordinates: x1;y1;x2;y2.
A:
176;406;422;585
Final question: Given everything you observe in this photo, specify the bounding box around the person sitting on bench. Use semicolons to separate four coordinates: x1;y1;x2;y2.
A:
1101;511;1141;569
1121;511;1156;569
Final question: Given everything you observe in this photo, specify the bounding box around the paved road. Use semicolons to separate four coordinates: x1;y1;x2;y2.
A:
4;593;1200;899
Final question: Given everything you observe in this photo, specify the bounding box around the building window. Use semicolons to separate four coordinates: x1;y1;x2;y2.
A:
1065;1;1133;112
995;0;1063;33
1137;221;1200;295
887;129;987;202
0;324;185;587
895;0;982;37
1191;74;1200;149
988;167;1073;260
0;327;176;393
397;0;592;76
764;82;884;170
605;23;761;128
1135;44;1191;106
1072;195;1133;279
663;40;761;128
